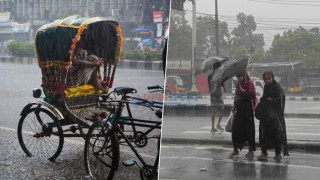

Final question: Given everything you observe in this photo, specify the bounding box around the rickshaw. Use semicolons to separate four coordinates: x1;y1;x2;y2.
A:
17;15;163;180
17;15;123;162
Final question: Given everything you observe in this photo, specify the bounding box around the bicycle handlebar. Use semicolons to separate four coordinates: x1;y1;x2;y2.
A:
147;85;163;90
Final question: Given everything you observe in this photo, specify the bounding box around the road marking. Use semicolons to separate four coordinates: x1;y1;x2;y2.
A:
182;130;320;137
161;144;320;158
0;125;156;159
0;126;16;132
160;155;320;170
200;125;319;130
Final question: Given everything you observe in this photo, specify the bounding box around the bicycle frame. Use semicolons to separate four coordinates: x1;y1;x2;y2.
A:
101;93;162;176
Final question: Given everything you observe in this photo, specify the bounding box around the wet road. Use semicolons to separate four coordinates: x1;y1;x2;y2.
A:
0;63;164;179
159;144;320;180
162;115;320;143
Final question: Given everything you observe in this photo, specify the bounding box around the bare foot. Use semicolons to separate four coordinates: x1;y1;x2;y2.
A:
211;128;218;132
217;125;224;131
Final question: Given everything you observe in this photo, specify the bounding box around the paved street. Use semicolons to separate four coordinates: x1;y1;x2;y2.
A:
161;116;320;144
160;99;320;179
159;144;320;180
165;95;320;115
0;63;164;179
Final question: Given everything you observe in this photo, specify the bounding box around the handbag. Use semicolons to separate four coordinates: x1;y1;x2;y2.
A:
255;102;264;120
255;100;278;121
225;111;234;132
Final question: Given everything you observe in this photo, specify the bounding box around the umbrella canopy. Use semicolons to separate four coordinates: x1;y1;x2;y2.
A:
199;56;229;74
209;57;249;93
142;38;160;49
35;15;123;68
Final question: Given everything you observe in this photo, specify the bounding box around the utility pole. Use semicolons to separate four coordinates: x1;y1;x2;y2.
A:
29;0;34;43
188;0;196;91
215;0;219;56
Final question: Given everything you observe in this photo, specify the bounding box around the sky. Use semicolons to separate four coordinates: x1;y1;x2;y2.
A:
183;0;320;48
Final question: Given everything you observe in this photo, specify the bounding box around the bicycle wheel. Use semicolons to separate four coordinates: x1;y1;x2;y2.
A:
84;122;119;180
140;165;158;180
140;133;160;180
17;107;64;161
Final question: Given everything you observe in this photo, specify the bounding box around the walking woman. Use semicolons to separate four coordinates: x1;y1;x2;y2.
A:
257;71;289;161
230;72;257;158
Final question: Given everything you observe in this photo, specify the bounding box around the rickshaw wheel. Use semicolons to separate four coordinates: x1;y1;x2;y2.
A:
17;107;64;162
84;122;119;180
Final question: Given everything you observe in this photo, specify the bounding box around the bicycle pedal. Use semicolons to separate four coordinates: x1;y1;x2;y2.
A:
122;159;135;167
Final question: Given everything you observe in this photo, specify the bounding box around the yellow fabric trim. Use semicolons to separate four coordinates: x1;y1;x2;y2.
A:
80;17;98;27
115;24;123;64
65;84;102;98
39;60;71;68
57;16;75;26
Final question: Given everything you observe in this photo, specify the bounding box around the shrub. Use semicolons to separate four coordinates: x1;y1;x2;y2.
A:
121;50;161;61
6;41;36;57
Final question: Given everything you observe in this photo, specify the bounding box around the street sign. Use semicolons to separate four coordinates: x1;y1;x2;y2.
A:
167;61;191;70
171;0;186;11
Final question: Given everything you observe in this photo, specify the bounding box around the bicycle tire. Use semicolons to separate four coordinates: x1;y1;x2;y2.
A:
17;107;64;161
84;122;119;180
140;165;158;180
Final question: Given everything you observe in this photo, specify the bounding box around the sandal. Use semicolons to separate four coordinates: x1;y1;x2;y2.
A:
273;155;282;161
257;154;268;161
229;151;239;159
245;151;254;159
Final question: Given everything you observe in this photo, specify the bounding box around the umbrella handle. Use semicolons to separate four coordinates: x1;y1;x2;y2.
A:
221;83;226;92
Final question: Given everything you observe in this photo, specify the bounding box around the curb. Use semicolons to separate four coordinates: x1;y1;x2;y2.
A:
161;137;320;154
163;105;320;118
0;56;35;64
223;96;320;101
117;60;163;71
0;57;163;71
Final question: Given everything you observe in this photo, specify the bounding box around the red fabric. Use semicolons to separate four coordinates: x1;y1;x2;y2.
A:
196;73;209;93
235;72;258;109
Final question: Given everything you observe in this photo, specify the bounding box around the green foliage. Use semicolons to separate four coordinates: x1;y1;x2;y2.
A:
167;10;192;60
6;41;36;57
196;16;231;58
230;13;265;57
121;50;161;61
269;27;320;66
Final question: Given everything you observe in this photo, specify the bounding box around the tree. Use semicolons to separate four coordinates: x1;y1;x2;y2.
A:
269;26;320;66
230;13;265;59
195;16;230;58
167;10;192;60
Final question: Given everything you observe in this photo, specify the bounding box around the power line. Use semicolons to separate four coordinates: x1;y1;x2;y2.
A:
247;0;320;6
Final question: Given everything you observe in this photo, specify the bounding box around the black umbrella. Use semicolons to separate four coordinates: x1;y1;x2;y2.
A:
209;57;250;93
199;56;229;74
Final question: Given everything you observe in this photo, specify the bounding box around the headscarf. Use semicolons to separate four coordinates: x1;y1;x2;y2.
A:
235;72;258;108
262;71;285;116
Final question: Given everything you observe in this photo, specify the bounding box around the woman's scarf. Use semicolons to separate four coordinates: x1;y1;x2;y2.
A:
262;71;285;117
235;72;258;109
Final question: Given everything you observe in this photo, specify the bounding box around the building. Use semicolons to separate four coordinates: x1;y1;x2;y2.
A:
0;0;169;49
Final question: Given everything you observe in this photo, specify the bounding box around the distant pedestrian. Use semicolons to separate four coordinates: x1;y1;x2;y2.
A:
208;67;224;132
229;72;257;159
257;71;289;161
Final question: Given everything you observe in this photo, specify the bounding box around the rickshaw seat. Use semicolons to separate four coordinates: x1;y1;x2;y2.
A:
114;87;137;95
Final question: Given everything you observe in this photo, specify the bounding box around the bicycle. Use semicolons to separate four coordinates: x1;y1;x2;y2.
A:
84;86;163;180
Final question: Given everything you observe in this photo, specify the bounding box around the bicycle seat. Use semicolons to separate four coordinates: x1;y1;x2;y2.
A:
114;87;137;95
